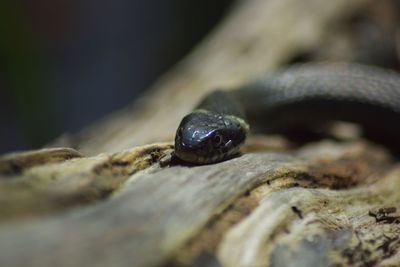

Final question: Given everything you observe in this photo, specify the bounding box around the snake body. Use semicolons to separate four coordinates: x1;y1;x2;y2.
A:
174;63;400;164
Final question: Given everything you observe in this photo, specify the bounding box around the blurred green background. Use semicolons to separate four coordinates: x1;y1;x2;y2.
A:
0;0;232;153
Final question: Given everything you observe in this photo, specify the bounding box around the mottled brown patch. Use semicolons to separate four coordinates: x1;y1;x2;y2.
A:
92;144;173;176
369;207;400;224
0;144;173;223
168;192;259;266
305;154;392;189
0;148;83;176
291;206;303;219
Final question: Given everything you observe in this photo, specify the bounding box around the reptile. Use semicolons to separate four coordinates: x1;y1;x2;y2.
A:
174;63;400;164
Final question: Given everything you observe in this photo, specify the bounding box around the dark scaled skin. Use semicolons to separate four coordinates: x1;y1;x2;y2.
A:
175;63;400;164
174;111;247;163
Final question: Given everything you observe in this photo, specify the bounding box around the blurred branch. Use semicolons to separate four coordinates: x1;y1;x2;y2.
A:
51;0;370;155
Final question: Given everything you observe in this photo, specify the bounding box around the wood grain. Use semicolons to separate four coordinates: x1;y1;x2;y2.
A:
1;140;399;267
4;0;400;266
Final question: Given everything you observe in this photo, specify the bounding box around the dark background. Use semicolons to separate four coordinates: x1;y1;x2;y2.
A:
0;0;232;153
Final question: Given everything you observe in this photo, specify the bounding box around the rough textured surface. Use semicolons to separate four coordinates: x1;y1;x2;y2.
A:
1;140;400;267
3;0;400;267
0;143;172;223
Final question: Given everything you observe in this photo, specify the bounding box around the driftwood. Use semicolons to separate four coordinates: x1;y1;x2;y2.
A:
2;0;400;267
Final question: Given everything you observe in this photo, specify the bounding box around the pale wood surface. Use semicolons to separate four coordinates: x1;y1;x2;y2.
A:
2;140;400;267
3;0;400;267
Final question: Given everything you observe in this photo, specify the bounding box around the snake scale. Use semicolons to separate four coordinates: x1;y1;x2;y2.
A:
174;63;400;164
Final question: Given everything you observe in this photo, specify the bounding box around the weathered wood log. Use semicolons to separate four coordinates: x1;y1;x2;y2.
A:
1;140;400;267
2;0;400;267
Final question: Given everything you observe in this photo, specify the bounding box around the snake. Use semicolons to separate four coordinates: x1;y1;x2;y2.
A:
174;63;400;164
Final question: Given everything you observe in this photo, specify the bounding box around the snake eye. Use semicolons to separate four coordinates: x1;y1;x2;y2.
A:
212;133;223;147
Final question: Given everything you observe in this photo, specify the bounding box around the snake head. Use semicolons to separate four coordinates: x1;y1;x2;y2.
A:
174;110;248;164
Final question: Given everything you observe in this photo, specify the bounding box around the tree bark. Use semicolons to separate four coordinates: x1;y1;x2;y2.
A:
2;0;400;267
